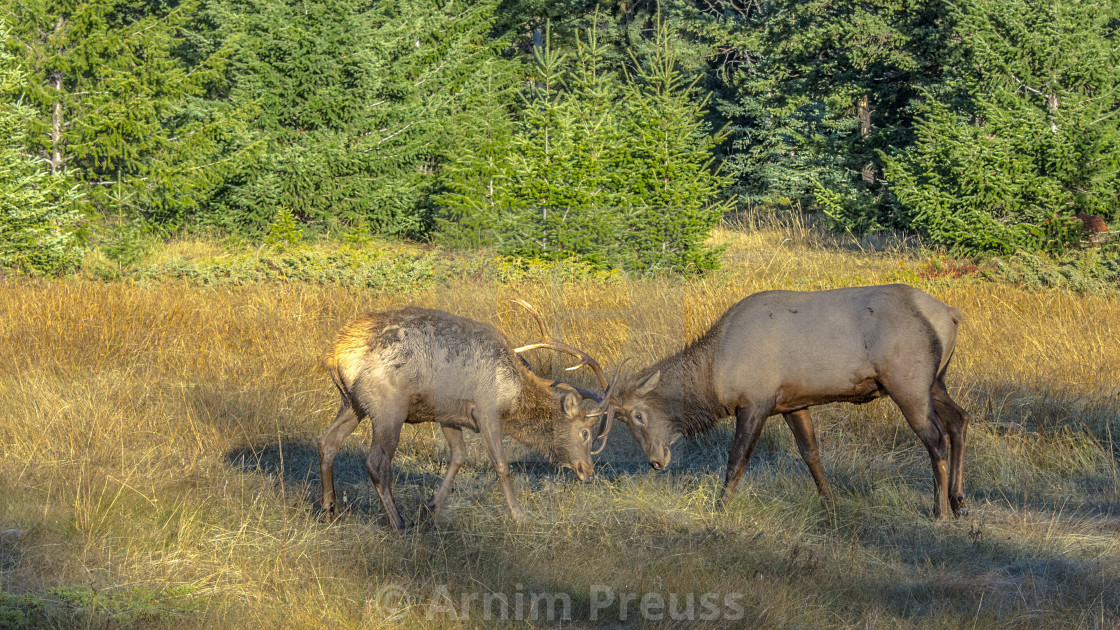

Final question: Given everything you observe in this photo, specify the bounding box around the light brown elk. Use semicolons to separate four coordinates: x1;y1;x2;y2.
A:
318;301;614;531
599;284;972;518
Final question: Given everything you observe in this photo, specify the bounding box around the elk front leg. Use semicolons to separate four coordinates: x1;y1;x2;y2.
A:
318;396;364;520
932;378;971;516
720;404;769;509
477;412;525;523
364;395;409;532
783;409;835;504
424;425;468;519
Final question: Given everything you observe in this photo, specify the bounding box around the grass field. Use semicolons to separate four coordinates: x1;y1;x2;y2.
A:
1;219;1118;628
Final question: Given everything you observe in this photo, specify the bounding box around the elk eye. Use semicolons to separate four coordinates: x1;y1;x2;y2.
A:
581;429;591;442
633;411;644;424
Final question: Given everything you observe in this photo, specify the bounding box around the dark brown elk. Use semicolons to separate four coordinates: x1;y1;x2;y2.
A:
318;301;613;531
1075;212;1108;244
600;284;972;519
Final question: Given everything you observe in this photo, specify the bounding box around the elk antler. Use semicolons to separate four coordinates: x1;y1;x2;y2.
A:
589;358;627;455
511;299;609;391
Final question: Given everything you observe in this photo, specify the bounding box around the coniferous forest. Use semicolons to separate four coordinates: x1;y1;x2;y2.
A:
1;0;1118;273
4;4;1120;628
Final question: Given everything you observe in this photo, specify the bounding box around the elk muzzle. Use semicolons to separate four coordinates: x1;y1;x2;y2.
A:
572;461;595;483
648;445;672;471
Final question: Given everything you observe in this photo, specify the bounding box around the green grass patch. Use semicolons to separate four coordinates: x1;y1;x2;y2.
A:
0;585;203;628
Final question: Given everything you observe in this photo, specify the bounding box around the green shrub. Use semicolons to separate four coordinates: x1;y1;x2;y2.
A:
264;207;304;250
813;180;884;236
1;585;201;627
99;221;149;271
0;591;38;629
46;585;201;624
986;246;1120;293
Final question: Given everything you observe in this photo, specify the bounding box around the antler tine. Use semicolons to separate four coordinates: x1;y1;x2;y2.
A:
511;300;609;391
589;358;628;455
511;298;549;341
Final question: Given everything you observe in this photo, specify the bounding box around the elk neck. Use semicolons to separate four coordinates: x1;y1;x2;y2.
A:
642;328;728;439
502;365;567;461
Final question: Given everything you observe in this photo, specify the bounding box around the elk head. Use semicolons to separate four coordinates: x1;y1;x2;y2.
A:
511;300;620;482
600;369;679;470
549;384;604;482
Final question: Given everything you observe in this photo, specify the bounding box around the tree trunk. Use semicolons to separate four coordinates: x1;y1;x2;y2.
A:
50;73;63;175
49;17;65;175
1046;93;1058;133
858;94;874;184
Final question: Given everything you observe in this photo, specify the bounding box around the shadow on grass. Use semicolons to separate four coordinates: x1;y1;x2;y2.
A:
589;399;1120;620
599;382;1120;509
337;526;609;627
838;510;1120;620
225;440;438;525
0;584;203;630
972;379;1120;442
223;438;590;526
212;386;1120;625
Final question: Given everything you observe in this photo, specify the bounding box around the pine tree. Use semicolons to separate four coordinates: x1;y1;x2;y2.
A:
434;60;520;248
494;0;719;84
438;23;628;261
618;15;729;271
498;25;629;264
0;23;82;273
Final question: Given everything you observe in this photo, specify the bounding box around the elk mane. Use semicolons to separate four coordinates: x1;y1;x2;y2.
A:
644;329;727;439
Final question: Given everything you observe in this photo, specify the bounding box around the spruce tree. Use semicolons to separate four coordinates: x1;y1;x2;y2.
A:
439;24;628;261
884;0;1120;253
713;0;949;232
0;23;81;273
498;26;629;264
210;0;514;237
434;60;520;248
618;16;729;271
438;19;728;273
0;0;255;227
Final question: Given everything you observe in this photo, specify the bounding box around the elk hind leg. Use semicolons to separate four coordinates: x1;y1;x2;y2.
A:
783;409;834;504
932;378;971;516
892;393;951;519
363;395;409;532
720;404;770;510
318;395;364;520
424;425;467;519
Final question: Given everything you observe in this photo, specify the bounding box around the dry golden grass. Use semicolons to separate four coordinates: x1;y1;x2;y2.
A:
1;221;1118;628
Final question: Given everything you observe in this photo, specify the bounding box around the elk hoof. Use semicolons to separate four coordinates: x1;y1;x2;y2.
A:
951;494;969;517
421;501;440;520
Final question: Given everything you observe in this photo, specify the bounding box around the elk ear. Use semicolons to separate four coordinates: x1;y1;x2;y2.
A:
634;370;660;396
561;392;580;417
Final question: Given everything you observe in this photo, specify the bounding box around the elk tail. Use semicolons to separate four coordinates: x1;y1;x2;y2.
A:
936;308;963;379
325;356;343;392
